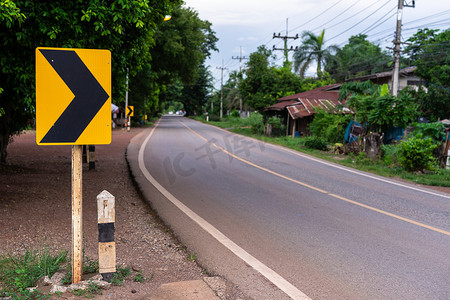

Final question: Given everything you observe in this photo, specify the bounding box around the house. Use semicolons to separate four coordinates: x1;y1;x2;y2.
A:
264;84;351;137
345;66;423;92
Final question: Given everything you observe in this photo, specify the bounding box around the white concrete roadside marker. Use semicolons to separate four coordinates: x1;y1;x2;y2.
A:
97;190;116;282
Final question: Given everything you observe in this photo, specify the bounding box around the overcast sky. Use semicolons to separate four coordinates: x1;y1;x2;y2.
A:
183;0;449;89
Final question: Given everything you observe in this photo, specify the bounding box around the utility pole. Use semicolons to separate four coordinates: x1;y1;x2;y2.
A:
124;69;130;131
273;18;299;66
216;60;227;119
232;46;247;73
232;46;248;113
392;0;415;96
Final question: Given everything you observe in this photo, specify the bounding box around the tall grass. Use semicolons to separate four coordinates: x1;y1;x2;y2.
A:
0;248;68;298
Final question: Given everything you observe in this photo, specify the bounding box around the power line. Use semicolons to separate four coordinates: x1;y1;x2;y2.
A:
360;6;397;35
289;0;346;33
404;9;450;26
317;0;384;34
328;0;393;42
310;0;362;32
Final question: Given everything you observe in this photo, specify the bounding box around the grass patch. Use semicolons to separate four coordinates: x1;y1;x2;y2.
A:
0;248;68;299
72;281;102;298
188;252;197;262
110;266;131;286
132;271;145;283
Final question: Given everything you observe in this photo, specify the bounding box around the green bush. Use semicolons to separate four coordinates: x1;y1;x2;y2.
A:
381;144;400;167
208;114;221;122
410;122;445;143
398;134;438;172
243;113;264;134
304;137;328;151
230;110;240;118
267;116;286;137
308;108;351;143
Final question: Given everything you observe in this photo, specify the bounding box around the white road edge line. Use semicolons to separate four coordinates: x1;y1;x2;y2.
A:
138;119;311;300
206;120;450;200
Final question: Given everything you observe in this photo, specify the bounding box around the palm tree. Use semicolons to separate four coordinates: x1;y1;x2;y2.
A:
293;29;338;78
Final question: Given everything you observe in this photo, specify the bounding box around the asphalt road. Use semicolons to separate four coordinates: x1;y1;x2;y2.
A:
128;116;450;300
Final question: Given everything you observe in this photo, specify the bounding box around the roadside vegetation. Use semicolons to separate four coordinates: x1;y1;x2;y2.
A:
194;109;450;188
0;248;145;299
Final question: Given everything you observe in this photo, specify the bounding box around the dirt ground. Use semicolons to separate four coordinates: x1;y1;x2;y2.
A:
0;128;247;299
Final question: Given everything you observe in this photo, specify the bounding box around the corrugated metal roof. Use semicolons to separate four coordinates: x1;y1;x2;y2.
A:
265;84;352;119
264;100;298;111
286;98;341;119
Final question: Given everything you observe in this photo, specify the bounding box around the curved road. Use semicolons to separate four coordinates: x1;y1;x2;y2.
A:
127;116;450;300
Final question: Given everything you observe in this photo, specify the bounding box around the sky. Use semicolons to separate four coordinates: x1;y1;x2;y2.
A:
182;0;449;89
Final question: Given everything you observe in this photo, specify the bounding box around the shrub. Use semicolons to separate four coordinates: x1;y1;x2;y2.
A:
381;144;400;167
230;110;240;118
410;122;445;143
243;113;264;134
304;137;328;151
208;114;221;122
308;108;351;143
398;134;438;172
267;116;286;137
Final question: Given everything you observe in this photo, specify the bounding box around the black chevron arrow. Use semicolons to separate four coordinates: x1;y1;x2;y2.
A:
126;106;133;117
39;49;109;143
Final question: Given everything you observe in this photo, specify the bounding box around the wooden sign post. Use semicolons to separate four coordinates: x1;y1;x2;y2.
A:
36;48;111;284
72;145;83;283
36;47;111;283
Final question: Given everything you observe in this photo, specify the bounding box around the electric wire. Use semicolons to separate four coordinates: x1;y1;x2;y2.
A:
360;7;397;35
317;0;383;33
327;0;393;42
288;0;346;33
310;0;362;32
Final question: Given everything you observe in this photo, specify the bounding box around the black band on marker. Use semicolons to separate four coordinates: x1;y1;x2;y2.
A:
98;222;115;243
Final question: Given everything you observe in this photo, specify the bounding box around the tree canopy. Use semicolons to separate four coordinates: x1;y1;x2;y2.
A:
293;29;338;78
238;45;335;113
0;0;180;162
404;28;449;121
341;81;418;133
150;5;217;86
325;34;391;82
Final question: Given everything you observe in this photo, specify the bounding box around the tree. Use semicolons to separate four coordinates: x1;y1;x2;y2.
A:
404;28;450;120
0;0;179;162
179;64;213;116
240;45;335;113
293;29;338;78
128;63;161;120
341;81;418;133
221;71;242;112
150;5;217;86
325;34;391;82
239;45;274;112
144;4;217;117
